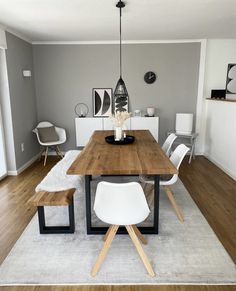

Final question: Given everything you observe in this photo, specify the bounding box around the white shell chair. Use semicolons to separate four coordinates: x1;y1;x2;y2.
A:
91;181;155;277
162;133;177;156
33;121;66;166
140;144;189;223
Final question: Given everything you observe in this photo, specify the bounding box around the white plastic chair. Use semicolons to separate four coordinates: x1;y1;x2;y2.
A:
162;133;177;156
33;121;66;166
140;144;189;223
91;181;155;277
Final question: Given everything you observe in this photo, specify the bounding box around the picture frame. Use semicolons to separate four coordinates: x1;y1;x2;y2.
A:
93;88;113;117
225;63;236;100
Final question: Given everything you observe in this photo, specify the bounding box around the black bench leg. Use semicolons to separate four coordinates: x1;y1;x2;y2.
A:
37;197;75;234
69;198;75;233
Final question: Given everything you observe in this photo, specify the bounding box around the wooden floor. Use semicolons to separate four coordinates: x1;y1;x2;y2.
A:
0;158;56;265
0;286;235;291
0;156;235;291
180;156;236;264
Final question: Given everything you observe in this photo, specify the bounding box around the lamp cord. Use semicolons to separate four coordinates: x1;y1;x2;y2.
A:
119;5;122;78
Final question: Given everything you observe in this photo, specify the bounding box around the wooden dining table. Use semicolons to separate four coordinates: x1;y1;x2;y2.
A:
67;130;177;235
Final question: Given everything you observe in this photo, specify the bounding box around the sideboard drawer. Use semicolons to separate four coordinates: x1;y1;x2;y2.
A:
75;118;103;147
131;117;159;142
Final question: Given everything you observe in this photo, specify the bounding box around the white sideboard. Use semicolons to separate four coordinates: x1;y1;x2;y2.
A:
75;117;159;147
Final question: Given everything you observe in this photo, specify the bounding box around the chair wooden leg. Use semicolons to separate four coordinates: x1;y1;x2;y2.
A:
56;145;64;159
38;148;44;162
132;225;147;245
91;225;119;277
55;146;61;159
163;185;184;223
43;147;48;166
126;225;155;277
103;225;112;242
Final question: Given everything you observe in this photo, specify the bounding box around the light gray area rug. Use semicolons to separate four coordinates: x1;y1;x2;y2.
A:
0;177;236;285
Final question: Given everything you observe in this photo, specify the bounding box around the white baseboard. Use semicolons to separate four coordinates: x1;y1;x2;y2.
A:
195;152;204;156
204;154;236;181
7;153;40;176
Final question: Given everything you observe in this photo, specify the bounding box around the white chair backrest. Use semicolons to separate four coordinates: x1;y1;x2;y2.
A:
94;181;150;225
170;144;190;170
162;133;177;156
37;121;53;128
94;181;148;211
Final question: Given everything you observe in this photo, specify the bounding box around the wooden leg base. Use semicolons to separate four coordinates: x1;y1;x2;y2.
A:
163;185;184;223
91;224;155;277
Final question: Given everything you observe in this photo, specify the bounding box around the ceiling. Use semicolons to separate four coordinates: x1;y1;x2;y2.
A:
0;0;236;42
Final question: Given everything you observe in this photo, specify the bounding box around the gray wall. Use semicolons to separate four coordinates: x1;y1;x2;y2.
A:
33;43;200;149
5;32;39;169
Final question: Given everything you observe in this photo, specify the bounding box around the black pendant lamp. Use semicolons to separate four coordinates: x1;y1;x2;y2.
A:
114;0;129;112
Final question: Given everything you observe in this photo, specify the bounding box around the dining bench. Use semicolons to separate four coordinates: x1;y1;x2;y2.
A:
28;150;82;234
28;188;76;234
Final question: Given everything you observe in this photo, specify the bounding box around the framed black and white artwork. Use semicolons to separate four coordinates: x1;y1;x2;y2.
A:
226;64;236;99
114;95;129;113
93;88;112;117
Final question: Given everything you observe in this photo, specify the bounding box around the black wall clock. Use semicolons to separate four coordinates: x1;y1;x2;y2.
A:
144;71;156;84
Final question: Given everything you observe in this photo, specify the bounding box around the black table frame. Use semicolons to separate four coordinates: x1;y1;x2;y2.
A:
85;174;160;235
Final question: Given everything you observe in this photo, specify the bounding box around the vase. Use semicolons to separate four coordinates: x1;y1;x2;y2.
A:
114;126;123;141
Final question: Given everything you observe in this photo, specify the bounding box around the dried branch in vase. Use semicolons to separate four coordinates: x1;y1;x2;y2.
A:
109;111;131;127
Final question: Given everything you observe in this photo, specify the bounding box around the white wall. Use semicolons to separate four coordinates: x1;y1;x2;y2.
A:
203;39;236;180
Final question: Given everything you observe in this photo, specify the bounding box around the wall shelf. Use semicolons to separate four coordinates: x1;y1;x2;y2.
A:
206;98;236;103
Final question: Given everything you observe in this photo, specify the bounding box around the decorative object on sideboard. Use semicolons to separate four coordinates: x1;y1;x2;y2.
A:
225;63;236;100
134;109;141;117
22;70;31;77
211;89;226;99
144;71;156;84
109;111;131;141
93;88;112;117
114;0;129;113
175;113;193;135
74;103;89;118
146;107;155;117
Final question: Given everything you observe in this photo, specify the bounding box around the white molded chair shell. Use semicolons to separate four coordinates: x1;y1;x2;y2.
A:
140;144;189;224
140;144;189;186
94;182;150;225
162;133;177;156
33;121;66;146
161;144;189;185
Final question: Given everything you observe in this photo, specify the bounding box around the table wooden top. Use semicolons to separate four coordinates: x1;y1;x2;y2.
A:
67;130;178;175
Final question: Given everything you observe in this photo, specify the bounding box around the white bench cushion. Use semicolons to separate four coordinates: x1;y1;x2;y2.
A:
36;150;83;192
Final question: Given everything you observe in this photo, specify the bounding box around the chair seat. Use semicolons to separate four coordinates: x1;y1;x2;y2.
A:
94;182;150;225
39;139;65;146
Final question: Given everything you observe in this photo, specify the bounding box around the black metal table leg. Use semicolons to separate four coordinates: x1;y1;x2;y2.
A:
85;174;160;235
85;175;92;234
153;175;160;234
